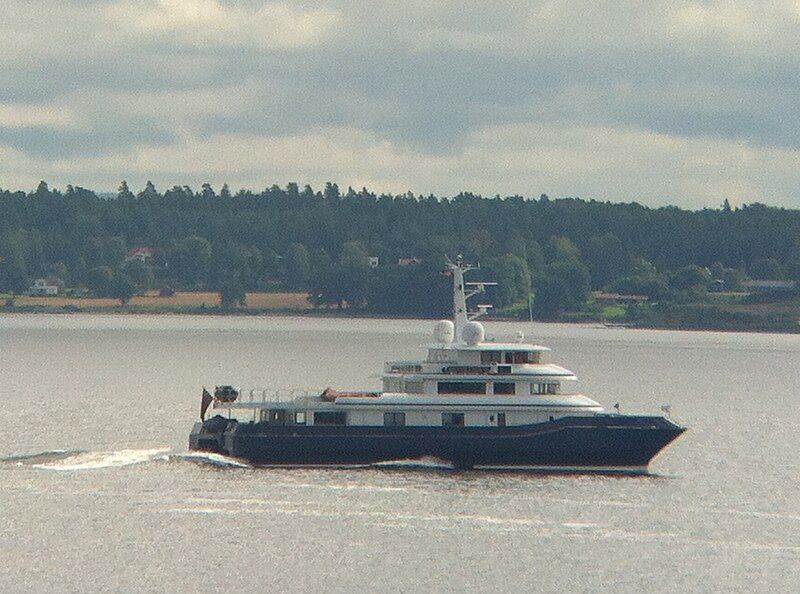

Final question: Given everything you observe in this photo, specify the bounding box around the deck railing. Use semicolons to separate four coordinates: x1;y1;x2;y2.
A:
384;362;423;374
214;388;321;407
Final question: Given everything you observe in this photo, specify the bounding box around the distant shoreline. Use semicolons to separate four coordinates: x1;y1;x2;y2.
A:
2;298;799;335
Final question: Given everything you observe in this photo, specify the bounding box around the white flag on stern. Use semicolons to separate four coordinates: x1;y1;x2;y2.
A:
661;403;672;416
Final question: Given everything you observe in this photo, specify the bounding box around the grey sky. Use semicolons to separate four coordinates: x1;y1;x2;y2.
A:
1;0;798;208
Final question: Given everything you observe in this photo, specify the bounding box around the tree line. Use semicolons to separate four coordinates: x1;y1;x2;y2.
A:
1;181;799;316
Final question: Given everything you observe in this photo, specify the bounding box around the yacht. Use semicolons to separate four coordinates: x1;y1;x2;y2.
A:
189;258;685;472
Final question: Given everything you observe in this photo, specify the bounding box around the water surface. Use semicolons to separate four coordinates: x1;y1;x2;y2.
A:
1;314;798;592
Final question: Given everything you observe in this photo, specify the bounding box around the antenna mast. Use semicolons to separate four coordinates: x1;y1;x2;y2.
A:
445;256;497;342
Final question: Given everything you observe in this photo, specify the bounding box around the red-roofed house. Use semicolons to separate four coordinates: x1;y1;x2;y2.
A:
126;247;154;264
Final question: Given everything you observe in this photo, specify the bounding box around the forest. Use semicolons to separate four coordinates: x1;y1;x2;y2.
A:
2;181;800;323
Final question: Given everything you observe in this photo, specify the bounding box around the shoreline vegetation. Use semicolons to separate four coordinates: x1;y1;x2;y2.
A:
3;290;799;334
3;181;800;334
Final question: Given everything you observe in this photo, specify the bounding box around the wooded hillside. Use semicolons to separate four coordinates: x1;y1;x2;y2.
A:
2;181;799;318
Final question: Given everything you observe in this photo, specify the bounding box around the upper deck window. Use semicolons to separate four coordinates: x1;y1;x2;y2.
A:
438;381;486;395
531;382;559;395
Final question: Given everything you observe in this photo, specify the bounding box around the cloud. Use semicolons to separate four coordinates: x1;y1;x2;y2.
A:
3;123;798;209
0;1;798;207
0;103;83;129
105;0;341;49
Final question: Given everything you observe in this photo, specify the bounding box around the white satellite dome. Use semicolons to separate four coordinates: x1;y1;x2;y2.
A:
461;321;485;346
433;320;455;344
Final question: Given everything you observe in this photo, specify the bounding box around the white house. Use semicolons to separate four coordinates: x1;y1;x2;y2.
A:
28;279;59;296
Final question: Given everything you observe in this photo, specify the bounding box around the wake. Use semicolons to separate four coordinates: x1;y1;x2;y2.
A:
1;448;250;471
0;449;86;464
370;456;455;470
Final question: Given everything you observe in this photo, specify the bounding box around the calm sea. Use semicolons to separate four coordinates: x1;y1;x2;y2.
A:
1;314;798;592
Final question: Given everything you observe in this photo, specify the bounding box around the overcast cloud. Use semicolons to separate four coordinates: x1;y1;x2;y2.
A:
1;0;799;207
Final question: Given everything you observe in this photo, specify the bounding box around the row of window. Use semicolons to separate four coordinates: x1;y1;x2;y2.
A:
259;410;510;427
384;379;559;395
438;381;559;395
383;378;425;393
378;411;508;427
480;351;540;365
531;383;558;395
260;409;352;427
261;409;308;424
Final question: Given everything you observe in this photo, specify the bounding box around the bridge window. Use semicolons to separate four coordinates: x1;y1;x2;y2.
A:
442;412;465;427
504;351;536;364
497;412;506;427
314;411;347;426
384;412;406;427
493;382;515;395
438;381;486;395
480;351;502;364
294;411;306;425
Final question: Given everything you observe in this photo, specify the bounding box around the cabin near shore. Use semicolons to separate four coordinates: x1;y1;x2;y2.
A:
28;278;59;296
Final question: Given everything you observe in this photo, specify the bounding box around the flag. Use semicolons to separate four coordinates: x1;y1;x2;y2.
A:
200;387;213;421
613;402;620;413
440;268;452;277
661;403;671;416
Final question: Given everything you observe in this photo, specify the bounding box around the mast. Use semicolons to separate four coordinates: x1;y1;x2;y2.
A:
445;256;495;342
448;258;471;340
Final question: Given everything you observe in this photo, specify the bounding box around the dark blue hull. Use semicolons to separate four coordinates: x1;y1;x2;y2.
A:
190;414;685;471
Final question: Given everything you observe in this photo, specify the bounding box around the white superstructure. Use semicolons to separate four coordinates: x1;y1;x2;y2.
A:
208;257;605;428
